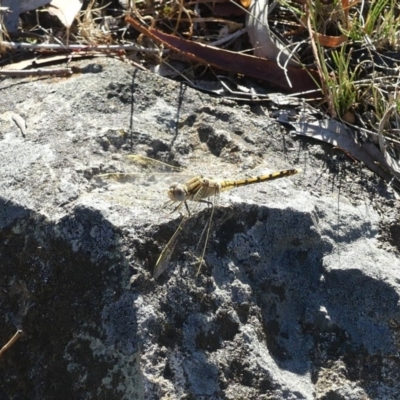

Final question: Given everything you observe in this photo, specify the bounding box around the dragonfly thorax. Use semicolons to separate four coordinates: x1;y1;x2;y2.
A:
168;183;188;202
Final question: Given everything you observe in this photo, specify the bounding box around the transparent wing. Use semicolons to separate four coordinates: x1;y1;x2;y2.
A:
97;154;192;180
94;154;195;203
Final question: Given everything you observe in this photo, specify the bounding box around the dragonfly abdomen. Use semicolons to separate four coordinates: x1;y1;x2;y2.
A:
168;169;300;202
220;169;300;192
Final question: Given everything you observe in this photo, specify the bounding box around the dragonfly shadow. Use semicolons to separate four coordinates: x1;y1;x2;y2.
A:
210;204;327;374
211;206;260;258
205;202;400;385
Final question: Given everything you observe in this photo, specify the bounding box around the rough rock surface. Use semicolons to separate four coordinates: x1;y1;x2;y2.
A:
0;57;399;399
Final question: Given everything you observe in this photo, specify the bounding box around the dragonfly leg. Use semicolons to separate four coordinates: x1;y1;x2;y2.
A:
184;200;191;217
182;199;210;216
171;201;184;214
199;199;213;207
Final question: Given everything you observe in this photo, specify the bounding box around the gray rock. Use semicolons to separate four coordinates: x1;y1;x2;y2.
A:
0;57;399;399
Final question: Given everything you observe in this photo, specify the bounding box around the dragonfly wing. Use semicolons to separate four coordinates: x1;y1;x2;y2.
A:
125;154;187;174
94;154;195;203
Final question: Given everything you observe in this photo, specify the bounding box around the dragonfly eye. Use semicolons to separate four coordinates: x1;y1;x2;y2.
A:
168;183;186;202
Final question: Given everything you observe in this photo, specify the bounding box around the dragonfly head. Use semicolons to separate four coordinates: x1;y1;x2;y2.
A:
168;183;187;202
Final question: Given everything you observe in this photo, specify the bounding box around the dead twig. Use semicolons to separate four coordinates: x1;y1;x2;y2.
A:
0;330;23;359
3;42;162;53
0;68;73;77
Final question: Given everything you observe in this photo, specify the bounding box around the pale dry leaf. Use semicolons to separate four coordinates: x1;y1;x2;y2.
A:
291;118;400;190
48;0;83;28
246;0;299;66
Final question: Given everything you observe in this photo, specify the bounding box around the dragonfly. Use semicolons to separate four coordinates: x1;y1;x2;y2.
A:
96;155;300;279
